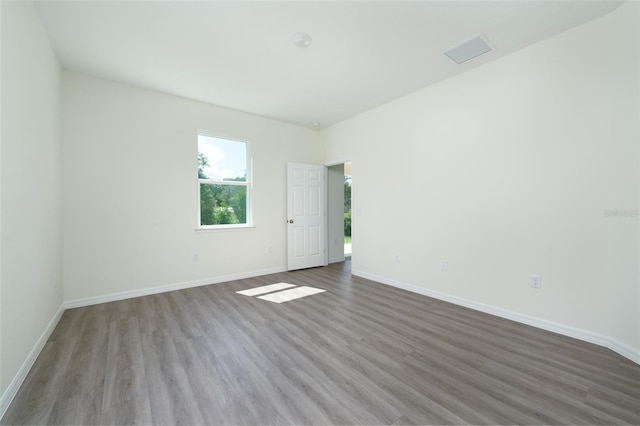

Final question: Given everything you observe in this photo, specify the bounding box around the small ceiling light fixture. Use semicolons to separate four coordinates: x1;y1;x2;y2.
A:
312;122;321;127
444;33;495;64
292;32;312;48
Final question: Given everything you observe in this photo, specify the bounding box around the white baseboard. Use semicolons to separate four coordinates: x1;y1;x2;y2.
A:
0;303;65;421
353;269;640;365
64;266;288;309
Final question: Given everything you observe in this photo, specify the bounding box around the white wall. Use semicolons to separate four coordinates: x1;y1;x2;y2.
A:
63;72;322;302
1;0;3;397
322;3;639;358
328;164;345;263
0;0;63;408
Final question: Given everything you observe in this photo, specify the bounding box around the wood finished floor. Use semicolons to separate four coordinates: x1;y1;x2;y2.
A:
3;261;639;425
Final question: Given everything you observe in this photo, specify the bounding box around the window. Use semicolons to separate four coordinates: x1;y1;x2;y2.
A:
197;134;251;228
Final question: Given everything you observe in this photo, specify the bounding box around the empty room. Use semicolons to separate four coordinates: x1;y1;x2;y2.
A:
1;0;638;424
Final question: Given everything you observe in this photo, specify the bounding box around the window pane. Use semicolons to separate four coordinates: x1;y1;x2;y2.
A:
198;135;246;181
200;183;247;225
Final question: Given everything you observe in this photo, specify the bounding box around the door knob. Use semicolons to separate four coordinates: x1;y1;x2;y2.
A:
288;219;294;223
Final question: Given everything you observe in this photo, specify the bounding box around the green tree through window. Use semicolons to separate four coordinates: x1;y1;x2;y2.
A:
198;135;249;227
344;175;351;237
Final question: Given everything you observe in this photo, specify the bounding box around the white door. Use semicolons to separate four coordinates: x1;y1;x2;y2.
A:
287;163;327;271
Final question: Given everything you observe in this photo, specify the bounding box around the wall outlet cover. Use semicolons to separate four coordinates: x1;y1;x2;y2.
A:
531;274;542;289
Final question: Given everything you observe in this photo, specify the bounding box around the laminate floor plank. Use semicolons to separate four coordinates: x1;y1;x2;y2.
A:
2;338;77;425
181;297;238;358
477;358;625;425
270;319;405;424
3;261;639;425
250;324;376;425
47;308;109;425
254;310;392;424
140;329;206;425
217;349;304;425
341;341;469;425
173;338;246;425
101;317;152;425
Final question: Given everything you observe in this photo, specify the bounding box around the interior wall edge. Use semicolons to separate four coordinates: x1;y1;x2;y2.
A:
353;269;640;366
0;303;65;422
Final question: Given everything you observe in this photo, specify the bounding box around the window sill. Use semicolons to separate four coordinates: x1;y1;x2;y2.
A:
195;224;255;233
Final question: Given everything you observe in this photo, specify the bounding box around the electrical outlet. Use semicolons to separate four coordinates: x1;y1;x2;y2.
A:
441;260;448;272
395;254;400;263
193;253;199;262
531;274;542;289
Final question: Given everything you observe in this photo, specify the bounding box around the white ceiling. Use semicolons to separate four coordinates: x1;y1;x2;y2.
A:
35;1;623;129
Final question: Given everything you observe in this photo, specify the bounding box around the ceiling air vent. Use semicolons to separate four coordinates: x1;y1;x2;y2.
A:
444;33;495;64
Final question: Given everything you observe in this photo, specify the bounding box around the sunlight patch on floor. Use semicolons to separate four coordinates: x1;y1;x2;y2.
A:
237;283;326;303
257;286;326;303
236;282;295;296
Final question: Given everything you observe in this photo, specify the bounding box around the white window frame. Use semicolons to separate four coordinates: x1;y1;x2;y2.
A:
196;132;253;231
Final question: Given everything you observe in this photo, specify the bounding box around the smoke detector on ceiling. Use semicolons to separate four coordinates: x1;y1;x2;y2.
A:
444;33;495;64
292;32;312;48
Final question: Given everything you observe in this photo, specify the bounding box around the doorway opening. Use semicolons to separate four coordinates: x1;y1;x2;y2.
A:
344;162;352;259
327;161;351;265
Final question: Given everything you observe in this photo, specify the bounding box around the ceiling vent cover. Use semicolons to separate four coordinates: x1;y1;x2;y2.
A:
444;33;495;64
